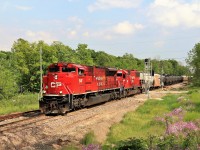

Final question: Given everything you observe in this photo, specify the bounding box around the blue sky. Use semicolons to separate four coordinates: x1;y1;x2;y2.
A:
0;0;200;64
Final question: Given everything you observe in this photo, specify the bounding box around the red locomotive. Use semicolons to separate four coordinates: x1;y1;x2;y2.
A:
39;62;142;114
39;62;183;114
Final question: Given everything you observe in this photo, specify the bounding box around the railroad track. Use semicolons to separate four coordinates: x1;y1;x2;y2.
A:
0;108;92;133
0;97;141;134
0;98;127;134
0;110;42;131
0;110;41;122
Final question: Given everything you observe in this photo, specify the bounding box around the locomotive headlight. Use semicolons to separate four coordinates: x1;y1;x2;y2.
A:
54;75;58;80
43;90;46;94
59;91;63;94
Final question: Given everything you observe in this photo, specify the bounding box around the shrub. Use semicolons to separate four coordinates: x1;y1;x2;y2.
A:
81;131;97;146
113;137;148;150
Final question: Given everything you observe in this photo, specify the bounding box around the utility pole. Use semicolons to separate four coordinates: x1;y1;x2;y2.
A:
161;66;164;90
40;47;43;99
160;61;164;90
144;58;152;99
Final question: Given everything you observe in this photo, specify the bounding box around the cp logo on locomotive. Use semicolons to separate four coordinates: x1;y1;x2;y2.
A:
51;82;62;88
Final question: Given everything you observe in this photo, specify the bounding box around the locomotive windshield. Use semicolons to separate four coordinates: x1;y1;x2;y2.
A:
62;67;76;73
117;73;122;76
117;73;125;78
49;66;60;72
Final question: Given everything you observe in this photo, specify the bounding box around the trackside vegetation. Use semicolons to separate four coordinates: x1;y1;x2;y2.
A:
80;88;200;149
103;88;200;149
0;93;38;115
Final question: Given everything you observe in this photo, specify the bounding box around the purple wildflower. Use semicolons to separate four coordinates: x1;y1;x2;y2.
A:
170;108;183;116
166;108;184;121
154;108;199;136
166;121;199;135
82;144;101;150
155;108;184;123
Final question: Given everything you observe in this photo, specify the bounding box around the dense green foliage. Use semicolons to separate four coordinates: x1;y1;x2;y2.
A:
103;133;200;150
0;51;18;99
186;42;200;86
0;38;189;100
152;59;189;75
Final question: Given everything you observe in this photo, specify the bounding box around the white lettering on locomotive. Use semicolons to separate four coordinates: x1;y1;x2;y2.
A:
79;79;83;83
97;82;104;86
51;82;62;88
96;76;103;81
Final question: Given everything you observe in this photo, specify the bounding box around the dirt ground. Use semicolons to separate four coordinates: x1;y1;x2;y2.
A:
0;83;187;150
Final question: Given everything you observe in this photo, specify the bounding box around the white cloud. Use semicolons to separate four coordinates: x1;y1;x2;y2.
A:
25;30;56;43
88;0;141;12
113;21;144;35
15;5;32;11
67;16;83;30
82;21;144;41
148;0;200;28
68;30;77;36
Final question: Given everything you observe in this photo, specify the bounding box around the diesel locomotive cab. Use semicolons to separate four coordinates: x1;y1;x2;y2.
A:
40;63;76;114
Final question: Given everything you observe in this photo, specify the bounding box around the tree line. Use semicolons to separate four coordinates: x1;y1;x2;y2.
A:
0;38;190;99
186;42;200;86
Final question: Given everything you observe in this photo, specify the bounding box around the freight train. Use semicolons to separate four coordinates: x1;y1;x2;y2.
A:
39;62;183;114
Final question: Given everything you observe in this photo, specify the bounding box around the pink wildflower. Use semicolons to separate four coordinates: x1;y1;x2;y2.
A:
166;121;199;135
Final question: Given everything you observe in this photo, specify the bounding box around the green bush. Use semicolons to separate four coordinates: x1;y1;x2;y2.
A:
81;131;97;146
113;138;148;150
104;133;200;150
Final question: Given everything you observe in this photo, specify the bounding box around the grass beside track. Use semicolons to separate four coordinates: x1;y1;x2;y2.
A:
105;88;200;145
0;93;39;115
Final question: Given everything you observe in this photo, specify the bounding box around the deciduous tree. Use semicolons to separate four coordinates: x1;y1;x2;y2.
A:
186;42;200;86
